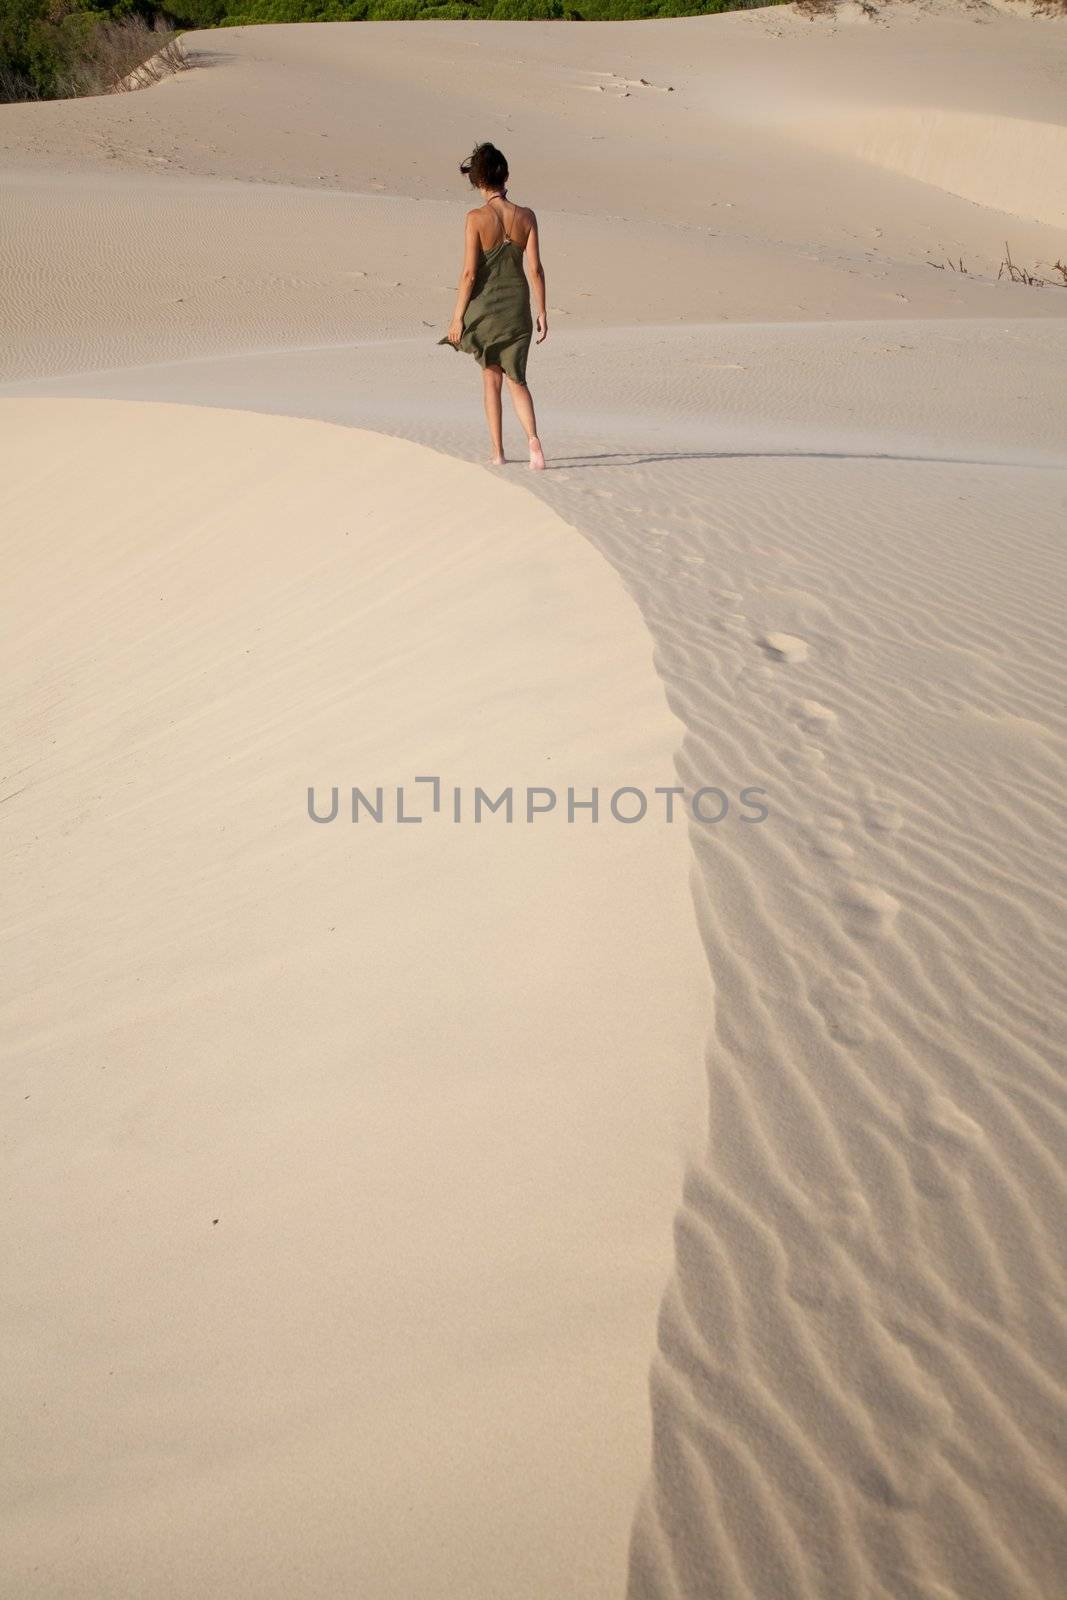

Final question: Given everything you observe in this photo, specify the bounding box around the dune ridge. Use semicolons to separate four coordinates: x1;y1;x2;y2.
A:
0;396;710;1599
789;105;1067;227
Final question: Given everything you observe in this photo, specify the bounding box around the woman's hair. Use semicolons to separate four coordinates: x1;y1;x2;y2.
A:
460;143;509;191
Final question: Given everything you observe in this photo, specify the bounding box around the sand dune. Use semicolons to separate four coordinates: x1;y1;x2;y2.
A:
2;6;1066;1598
792;104;1067;228
1;398;709;1597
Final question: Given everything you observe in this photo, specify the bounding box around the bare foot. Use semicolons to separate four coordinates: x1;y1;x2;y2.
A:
489;453;506;466
528;438;546;472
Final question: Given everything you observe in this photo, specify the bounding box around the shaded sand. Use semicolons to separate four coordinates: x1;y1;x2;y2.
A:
2;6;1067;1598
0;398;709;1598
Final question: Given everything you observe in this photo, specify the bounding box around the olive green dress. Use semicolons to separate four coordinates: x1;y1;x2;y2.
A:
439;213;533;384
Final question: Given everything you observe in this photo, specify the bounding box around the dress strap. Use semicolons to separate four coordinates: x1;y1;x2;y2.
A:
489;195;511;246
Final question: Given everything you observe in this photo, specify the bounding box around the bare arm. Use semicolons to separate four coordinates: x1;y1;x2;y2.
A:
447;212;481;345
525;211;548;344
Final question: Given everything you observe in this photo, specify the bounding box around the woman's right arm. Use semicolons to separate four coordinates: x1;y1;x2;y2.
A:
525;212;548;344
447;212;481;347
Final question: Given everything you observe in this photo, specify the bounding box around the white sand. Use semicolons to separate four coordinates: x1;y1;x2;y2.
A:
2;5;1066;1598
1;399;710;1597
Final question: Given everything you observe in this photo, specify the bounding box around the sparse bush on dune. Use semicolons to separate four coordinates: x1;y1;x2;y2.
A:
0;1;185;100
65;14;185;92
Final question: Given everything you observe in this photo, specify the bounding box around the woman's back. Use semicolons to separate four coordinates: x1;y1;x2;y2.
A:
471;197;534;257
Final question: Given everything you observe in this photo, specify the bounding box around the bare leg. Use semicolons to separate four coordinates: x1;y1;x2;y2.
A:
506;376;545;470
482;365;505;464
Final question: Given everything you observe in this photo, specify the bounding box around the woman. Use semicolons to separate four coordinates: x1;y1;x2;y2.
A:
440;143;547;470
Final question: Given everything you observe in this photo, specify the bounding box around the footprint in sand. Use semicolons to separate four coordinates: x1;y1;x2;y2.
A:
760;631;808;664
907;1095;985;1205
783;749;833;793
812;817;854;860
840;881;900;936
865;800;904;833
786;741;826;766
811;1178;873;1239
909;1092;984;1153
812;970;871;1046
794;698;837;734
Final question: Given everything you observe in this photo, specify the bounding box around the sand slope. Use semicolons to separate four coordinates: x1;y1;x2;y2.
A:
2;7;1066;1598
0;399;709;1598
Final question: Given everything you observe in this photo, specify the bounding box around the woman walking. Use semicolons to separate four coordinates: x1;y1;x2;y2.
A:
440;143;547;469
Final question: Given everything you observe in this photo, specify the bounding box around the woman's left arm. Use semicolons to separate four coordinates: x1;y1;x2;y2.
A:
447;213;480;346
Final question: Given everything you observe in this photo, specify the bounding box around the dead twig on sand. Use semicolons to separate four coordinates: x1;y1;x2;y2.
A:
998;242;1050;289
926;245;1065;291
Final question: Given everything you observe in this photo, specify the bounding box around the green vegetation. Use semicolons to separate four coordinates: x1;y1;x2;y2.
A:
212;0;777;20
0;1;182;99
0;0;779;103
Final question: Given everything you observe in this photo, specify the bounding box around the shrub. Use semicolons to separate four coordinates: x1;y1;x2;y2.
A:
161;0;227;24
0;0;186;99
489;0;565;16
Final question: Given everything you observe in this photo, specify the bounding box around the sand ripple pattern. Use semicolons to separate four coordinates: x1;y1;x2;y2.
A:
537;453;1067;1600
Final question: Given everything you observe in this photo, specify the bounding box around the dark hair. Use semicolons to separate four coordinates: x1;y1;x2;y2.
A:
460;143;509;191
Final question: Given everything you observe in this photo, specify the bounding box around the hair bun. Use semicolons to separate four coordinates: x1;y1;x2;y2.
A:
459;143;509;190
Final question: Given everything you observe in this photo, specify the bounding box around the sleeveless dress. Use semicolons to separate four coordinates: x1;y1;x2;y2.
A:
438;202;534;384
